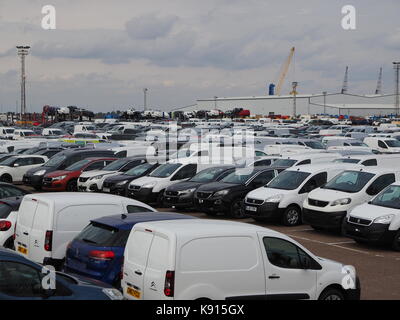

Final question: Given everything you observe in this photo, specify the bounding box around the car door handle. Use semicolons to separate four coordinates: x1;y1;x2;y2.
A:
268;275;280;279
134;270;143;276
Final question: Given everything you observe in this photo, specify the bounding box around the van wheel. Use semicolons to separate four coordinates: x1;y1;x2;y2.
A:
392;230;400;251
282;206;301;226
230;199;245;219
318;287;345;300
0;174;12;183
66;180;77;192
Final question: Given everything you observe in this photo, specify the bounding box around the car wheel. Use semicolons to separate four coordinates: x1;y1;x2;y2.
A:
319;287;345;300
392;230;400;251
0;174;12;183
282;206;301;226
230;199;245;219
66;180;77;192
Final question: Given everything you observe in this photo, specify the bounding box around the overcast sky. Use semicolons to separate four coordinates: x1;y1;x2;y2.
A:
0;0;399;112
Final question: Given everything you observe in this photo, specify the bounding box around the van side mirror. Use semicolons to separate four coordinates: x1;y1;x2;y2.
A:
13;163;20;167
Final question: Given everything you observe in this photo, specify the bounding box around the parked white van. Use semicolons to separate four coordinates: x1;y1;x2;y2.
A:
343;182;400;251
363;137;400;153
122;219;360;300
303;168;400;231
333;154;400;168
272;153;341;168
0;127;15;140
244;163;357;226
14;193;156;269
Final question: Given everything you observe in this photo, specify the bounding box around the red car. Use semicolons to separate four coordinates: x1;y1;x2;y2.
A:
42;157;117;192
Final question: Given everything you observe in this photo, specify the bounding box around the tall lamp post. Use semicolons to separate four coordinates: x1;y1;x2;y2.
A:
16;46;30;120
323;91;327;115
393;62;400;117
291;82;298;118
143;88;148;111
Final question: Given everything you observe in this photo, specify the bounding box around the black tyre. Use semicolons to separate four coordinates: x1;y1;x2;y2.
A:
392;230;400;251
0;174;12;183
230;198;245;219
318;287;345;300
66;180;77;192
282;206;301;226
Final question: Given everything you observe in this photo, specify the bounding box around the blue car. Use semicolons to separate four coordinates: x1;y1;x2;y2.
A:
64;212;195;287
0;248;123;300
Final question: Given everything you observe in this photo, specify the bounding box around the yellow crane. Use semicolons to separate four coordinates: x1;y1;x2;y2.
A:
275;47;295;96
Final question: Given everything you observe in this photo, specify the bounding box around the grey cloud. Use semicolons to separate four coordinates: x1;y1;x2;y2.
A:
125;14;179;40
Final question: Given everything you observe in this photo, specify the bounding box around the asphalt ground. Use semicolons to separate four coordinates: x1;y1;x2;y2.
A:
18;184;400;300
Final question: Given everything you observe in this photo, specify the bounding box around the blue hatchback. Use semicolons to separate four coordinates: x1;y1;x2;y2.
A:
64;212;195;287
0;248;123;300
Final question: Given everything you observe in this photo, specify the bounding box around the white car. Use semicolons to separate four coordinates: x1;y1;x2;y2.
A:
343;182;400;251
77;157;147;192
0;155;47;183
303;168;400;231
122;219;360;300
244;163;356;226
14;193;156;269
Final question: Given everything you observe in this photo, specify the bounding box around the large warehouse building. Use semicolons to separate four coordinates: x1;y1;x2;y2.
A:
191;93;398;117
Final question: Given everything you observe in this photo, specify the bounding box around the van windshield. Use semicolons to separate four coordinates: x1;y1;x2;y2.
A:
44;154;66;167
371;185;400;209
303;141;325;149
273;159;297;167
149;163;181;178
75;222;130;247
267;171;310;190
385;140;400;147
322;171;375;193
334;159;360;164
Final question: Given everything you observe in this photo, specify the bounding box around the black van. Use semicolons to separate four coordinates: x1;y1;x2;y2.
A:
23;148;116;190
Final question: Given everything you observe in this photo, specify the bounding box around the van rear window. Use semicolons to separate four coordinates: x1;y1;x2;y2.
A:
75;222;130;247
0;203;12;219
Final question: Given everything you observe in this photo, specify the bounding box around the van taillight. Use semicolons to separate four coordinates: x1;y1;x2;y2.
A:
89;250;115;260
44;230;53;251
164;270;175;297
0;221;11;231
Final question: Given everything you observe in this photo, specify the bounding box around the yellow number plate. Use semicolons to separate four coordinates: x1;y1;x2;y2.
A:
127;287;141;299
18;246;28;255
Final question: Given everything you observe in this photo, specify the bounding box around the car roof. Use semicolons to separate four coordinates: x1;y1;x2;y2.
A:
91;212;196;230
286;163;361;173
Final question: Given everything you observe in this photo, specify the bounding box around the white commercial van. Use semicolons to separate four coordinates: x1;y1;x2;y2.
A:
333;154;400;167
363;137;400;153
272;153;340;168
122;219;360;300
0;127;15;139
303;168;400;231
244;163;357;226
14;193;156;269
343;182;400;251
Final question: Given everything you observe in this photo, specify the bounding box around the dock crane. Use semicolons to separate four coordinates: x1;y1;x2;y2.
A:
269;47;295;96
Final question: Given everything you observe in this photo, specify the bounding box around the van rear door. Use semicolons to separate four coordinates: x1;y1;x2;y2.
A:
15;198;38;257
123;229;154;300
29;200;52;264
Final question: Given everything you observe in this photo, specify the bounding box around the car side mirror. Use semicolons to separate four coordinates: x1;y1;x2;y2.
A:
13;163;19;167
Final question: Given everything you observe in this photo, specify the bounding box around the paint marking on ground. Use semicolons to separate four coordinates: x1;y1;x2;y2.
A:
289;228;315;232
327;241;355;245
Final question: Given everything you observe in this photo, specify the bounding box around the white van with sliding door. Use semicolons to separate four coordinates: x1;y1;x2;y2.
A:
14;193;156;269
122;219;360;300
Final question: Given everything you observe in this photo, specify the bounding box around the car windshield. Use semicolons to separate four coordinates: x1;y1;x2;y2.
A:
267;171;311;190
5;129;14;133
303;141;325;149
0;156;17;166
44;154;66;167
190;167;231;182
371;185;400;209
323;171;375;193
220;170;255;184
75;222;130;247
102;159;126;171
65;159;91;171
333;159;360;164
273;159;297;167
385;140;400;147
149;163;181;178
125;163;153;176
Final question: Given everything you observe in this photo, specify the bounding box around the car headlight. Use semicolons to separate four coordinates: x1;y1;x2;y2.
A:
143;182;156;188
373;214;394;224
34;170;46;176
52;175;66;181
90;175;105;180
265;194;283;203
179;188;196;194
116;180;129;186
102;288;123;300
214;189;229;197
330;198;352;206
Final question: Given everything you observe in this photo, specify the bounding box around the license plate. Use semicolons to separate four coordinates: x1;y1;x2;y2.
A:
18;246;28;255
127;287;141;299
103;188;110;193
246;206;257;212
